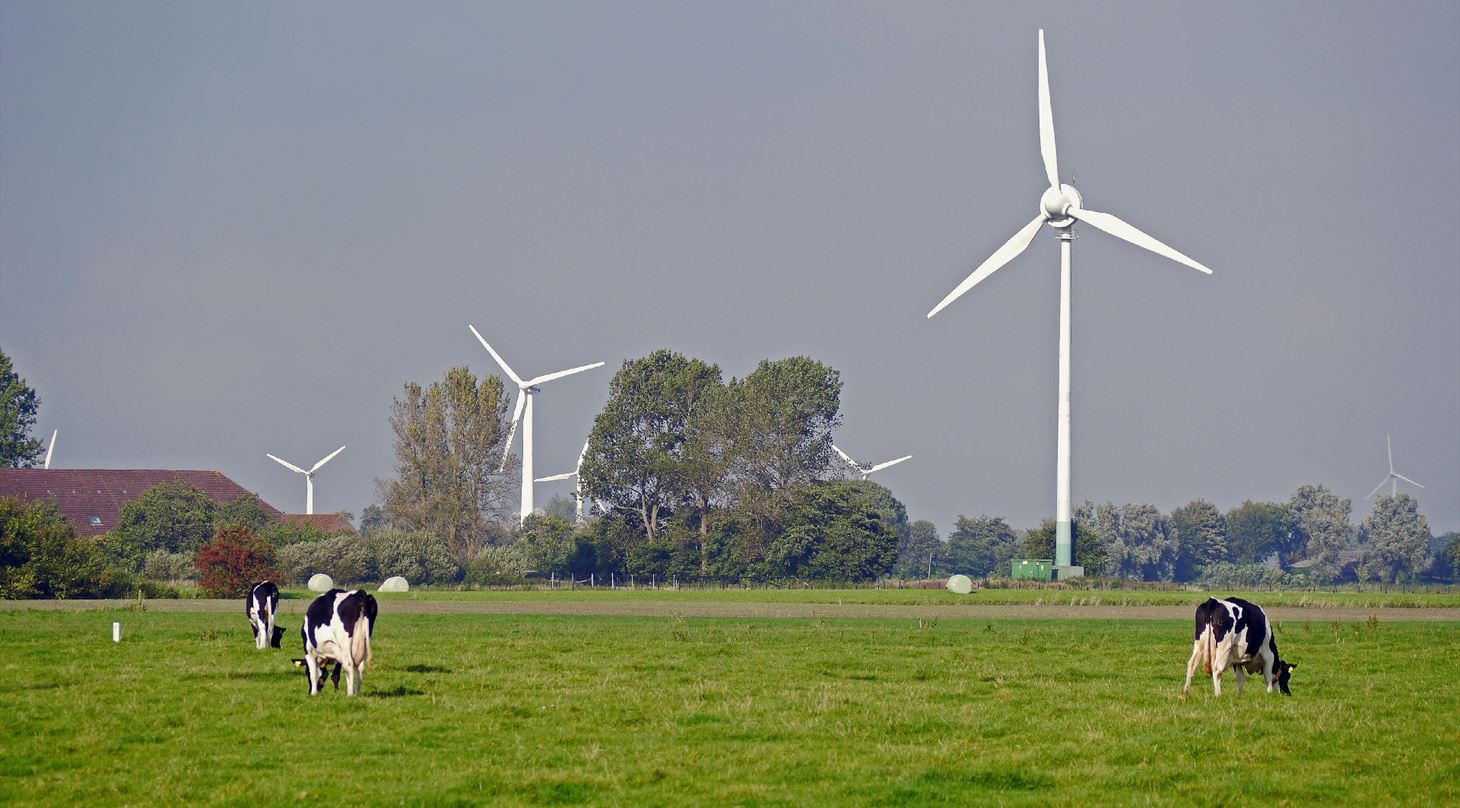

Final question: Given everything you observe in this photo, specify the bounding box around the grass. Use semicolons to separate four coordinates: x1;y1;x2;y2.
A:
1;607;1455;806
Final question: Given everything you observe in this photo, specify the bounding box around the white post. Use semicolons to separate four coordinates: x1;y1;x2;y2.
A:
520;393;535;525
1055;232;1074;568
112;622;121;643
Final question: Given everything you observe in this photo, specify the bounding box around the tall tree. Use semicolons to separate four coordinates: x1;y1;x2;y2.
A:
946;516;1019;578
378;366;513;567
1077;501;1177;581
1169;499;1227;581
1287;484;1355;581
894;519;944;579
1224;501;1296;565
580;350;724;547
0;349;44;468
105;482;219;571
1358;493;1430;584
759;480;901;581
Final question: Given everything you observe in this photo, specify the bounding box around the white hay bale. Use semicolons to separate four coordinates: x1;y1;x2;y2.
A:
307;573;335;592
945;574;973;595
378;576;409;593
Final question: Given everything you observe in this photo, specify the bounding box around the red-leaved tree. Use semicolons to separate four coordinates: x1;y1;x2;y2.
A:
196;526;277;598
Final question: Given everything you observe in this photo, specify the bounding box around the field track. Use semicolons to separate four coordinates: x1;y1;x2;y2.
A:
4;597;1456;622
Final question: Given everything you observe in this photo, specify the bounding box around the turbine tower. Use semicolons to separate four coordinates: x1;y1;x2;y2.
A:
1365;434;1425;499
832;444;912;481
266;445;346;515
469;325;604;525
927;29;1213;574
535;439;591;525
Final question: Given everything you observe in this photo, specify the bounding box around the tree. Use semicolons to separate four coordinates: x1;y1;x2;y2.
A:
195;526;276;598
894;519;944;579
517;513;578;577
0;349;44;468
1077;501;1176;581
366;530;461;584
214;494;276;532
1287;484;1355;582
1358;493;1430;584
1169;499;1227;581
580;350;723;548
1021;518;1108;576
1224;501;1296;565
946;516;1018;578
1438;533;1460;582
758;480;901;581
2;497;130;598
378;366;514;567
723;357;842;504
105;483;218;571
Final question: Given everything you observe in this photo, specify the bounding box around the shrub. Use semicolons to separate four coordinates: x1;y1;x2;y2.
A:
2;497;134;598
1198;561;1295;589
195;526;276;598
275;533;372;585
262;521;333;547
466;544;529;586
368;530;461;584
143;550;198;582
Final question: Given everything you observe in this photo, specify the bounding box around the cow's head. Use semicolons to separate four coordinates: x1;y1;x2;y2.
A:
271;624;286;648
1274;660;1297;695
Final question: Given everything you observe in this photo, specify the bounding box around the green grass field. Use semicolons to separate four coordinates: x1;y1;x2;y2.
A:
1;603;1455;806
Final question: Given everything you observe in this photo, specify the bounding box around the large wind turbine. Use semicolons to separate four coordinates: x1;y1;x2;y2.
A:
1365;434;1425;499
469;325;604;525
43;429;56;469
535;439;591;525
266;445;346;514
832;444;912;481
927;29;1213;573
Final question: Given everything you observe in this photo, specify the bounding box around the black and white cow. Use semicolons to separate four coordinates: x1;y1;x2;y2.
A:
1183;597;1296;696
246;581;282;650
298;588;378;696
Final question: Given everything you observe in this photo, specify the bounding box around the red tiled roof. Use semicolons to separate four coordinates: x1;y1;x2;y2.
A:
278;513;357;535
0;469;282;538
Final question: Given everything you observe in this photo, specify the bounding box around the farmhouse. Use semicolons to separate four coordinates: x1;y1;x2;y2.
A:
0;468;284;537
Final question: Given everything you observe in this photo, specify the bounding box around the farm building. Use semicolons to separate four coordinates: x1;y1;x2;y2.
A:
0;468;312;537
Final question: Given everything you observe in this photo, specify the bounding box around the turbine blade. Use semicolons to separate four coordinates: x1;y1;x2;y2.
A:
535;472;577;483
309;445;347;473
866;455;913;474
1391;473;1425;490
1038;29;1060;188
1386;434;1394;474
499;393;525;472
267;454;308;475
44;429;56;469
468;325;523;385
1364;477;1390;500
928;215;1046;318
831;444;859;468
1067;206;1213;275
526;362;606;387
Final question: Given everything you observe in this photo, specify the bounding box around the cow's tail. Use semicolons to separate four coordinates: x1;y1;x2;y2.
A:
351;611;373;673
1202;621;1216;675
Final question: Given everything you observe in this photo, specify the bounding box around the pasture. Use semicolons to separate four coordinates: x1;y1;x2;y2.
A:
1;599;1455;806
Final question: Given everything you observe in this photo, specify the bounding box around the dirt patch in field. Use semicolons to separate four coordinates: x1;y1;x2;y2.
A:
4;598;1457;622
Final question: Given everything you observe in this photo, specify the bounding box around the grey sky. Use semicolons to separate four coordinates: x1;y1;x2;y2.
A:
3;1;1457;537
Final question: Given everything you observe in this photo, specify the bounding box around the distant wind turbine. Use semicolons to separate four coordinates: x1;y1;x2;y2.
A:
1365;434;1425;499
469;325;604;525
266;445;346;514
535;439;591;525
927;29;1213;573
43;429;56;469
832;444;912;481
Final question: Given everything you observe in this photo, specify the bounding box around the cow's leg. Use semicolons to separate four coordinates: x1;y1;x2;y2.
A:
1183;640;1203;694
305;652;321;695
341;661;357;696
1261;652;1276;693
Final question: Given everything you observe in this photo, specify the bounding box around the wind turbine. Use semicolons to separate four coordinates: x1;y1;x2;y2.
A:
266;445;346;514
832;444;912;481
469;325;604;525
43;429;56;469
535;439;591;525
1365;434;1425;499
927;29;1213;573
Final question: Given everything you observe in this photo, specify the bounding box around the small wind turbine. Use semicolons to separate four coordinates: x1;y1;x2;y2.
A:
469;325;604;525
266;445;346;514
927;29;1213;572
1365;434;1425;499
832;444;912;481
535;439;590;525
43;429;57;469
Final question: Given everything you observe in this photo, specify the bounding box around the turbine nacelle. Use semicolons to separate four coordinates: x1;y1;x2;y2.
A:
1040;184;1082;228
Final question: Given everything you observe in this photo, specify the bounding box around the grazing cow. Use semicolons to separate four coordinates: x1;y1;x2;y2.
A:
246;581;282;650
1183;597;1296;696
298;589;377;696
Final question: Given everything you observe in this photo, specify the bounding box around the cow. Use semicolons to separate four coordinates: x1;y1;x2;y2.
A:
297;588;378;696
246;581;283;650
1183;597;1296;696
